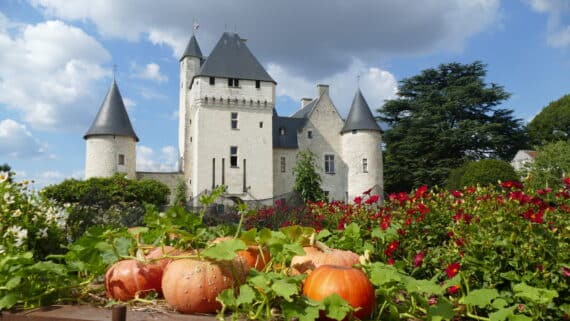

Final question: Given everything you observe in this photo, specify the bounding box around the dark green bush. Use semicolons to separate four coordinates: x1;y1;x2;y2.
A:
459;159;518;187
446;165;468;190
42;174;170;240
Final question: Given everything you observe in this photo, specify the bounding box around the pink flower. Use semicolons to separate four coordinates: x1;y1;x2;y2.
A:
413;252;425;267
365;194;380;204
561;267;570;277
445;262;461;279
353;196;362;205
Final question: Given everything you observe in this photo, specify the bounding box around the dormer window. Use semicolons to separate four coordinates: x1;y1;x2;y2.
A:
279;127;286;136
209;77;215;85
308;130;313;139
228;78;239;87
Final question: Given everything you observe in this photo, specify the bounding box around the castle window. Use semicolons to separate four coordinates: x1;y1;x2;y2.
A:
324;154;335;174
363;158;368;173
352;130;357;134
231;112;238;129
308;130;313;139
209;77;215;85
279;127;286;136
230;146;238;167
255;80;261;88
118;154;125;166
259;121;263;128
280;156;286;173
228;78;239;87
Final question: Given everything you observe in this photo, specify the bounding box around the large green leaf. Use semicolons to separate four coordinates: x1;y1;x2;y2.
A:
201;239;247;261
460;288;500;308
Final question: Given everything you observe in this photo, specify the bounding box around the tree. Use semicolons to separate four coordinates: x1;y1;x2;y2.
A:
459;159;518;188
524;140;570;191
293;150;324;202
378;61;529;192
527;94;570;145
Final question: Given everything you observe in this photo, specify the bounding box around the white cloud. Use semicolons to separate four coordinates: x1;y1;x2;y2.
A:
0;15;111;131
29;1;501;78
132;62;168;83
0;119;45;158
269;59;398;117
526;0;570;47
136;145;178;172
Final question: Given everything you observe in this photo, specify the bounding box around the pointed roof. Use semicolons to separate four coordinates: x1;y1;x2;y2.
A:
341;88;380;133
291;98;319;118
180;35;203;61
197;32;275;83
84;80;139;141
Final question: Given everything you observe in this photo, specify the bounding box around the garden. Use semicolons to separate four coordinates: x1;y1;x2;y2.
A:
0;169;568;321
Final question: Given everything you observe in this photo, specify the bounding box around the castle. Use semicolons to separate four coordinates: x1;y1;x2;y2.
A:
84;32;383;205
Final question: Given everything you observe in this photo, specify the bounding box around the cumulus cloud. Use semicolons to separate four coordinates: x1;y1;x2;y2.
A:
269;59;398;117
0;14;110;131
132;62;168;83
29;0;500;78
0;119;45;158
526;0;570;47
136;145;178;172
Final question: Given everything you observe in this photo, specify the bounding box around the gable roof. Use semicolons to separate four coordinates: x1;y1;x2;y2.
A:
197;32;275;83
84;80;139;141
341;88;380;133
290;98;318;118
180;34;203;61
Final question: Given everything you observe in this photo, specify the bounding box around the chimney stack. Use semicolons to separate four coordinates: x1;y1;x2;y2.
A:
317;84;329;96
301;98;313;107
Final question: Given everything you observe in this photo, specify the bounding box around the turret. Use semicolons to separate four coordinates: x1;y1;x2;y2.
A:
341;88;383;202
84;79;138;179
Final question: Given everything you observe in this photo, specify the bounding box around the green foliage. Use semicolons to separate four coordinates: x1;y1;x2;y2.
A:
378;61;529;192
0;164;13;183
41;174;170;240
527;94;570;145
524;140;570;190
446;165;468;190
459;159;518;187
293;150;325;202
173;178;187;207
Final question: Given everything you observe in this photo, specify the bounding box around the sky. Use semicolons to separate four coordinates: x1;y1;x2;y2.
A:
1;0;570;188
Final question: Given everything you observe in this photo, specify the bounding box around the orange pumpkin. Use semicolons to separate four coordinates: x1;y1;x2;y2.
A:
213;237;270;271
291;246;359;275
303;265;376;320
162;257;248;314
105;259;163;301
145;245;180;270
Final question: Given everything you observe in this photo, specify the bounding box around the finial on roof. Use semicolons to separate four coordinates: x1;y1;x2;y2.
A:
112;64;117;80
192;18;199;35
357;73;361;87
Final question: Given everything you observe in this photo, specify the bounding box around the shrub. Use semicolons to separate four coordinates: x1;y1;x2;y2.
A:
459;159;518;187
445;164;468;190
524;140;570;191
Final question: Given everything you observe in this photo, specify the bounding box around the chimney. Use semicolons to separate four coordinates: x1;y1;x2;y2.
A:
317;84;329;96
301;97;313;107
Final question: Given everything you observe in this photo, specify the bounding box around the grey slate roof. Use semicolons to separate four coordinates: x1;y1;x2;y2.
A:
197;32;275;83
180;35;203;61
84;80;139;141
290;98;318;118
341;88;380;133
273;116;305;149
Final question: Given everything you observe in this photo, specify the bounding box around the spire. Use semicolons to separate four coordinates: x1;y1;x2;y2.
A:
341;88;381;133
180;34;203;61
84;80;139;141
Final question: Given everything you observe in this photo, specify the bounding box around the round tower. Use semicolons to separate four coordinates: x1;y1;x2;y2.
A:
341;88;383;202
84;79;138;179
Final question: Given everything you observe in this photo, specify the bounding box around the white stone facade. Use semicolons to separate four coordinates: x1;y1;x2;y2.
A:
85;136;136;179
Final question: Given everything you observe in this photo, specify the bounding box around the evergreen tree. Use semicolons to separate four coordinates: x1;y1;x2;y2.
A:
293;150;324;202
378;61;528;192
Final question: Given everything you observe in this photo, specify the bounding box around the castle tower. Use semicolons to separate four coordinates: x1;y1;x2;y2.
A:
341;88;383;201
179;34;203;174
182;32;276;204
84;79;138;179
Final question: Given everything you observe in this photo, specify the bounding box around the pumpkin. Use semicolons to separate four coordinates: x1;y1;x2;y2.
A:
105;259;163;301
162;257;248;314
291;246;359;275
302;265;376;320
213;236;270;271
145;245;180;270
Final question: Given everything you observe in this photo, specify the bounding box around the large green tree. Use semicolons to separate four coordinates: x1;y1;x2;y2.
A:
378;61;528;192
293;150;324;202
527;94;570;145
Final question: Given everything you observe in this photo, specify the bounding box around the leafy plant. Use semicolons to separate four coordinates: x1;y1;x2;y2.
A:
293;150;325;203
460;159;519;187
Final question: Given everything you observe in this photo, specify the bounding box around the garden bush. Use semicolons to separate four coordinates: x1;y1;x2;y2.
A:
459;159;518;187
445;164;468;190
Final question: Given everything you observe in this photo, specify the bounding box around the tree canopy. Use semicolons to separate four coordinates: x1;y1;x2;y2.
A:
524;140;570;191
527;94;570;145
293;150;324;202
378;61;528;192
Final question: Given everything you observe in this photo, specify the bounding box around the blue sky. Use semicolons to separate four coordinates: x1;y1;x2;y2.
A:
1;0;569;188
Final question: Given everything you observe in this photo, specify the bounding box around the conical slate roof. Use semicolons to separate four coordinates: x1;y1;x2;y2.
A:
341;88;380;133
197;32;275;83
180;35;203;61
84;80;139;141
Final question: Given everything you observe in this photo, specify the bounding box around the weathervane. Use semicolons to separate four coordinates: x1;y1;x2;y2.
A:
192;18;200;35
113;64;117;80
357;73;361;87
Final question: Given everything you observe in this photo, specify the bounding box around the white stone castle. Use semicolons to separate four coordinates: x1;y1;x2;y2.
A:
84;32;383;205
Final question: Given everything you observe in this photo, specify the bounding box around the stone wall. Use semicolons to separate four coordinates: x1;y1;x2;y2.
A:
136;171;184;204
85;136;136;179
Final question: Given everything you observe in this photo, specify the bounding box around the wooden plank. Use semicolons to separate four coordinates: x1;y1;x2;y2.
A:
1;305;217;321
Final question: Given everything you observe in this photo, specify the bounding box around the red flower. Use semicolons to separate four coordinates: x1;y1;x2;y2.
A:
563;177;570;186
447;285;460;295
353;196;362;204
561;267;570;277
537;188;552;195
387;258;395;265
363;188;373;195
464;186;476;194
365;194;380;204
455;238;465;247
445;262;461;278
428;296;437;305
385;240;399;257
415;185;428;198
413;252;425;267
522;209;545;224
500;181;523;189
451;190;463;198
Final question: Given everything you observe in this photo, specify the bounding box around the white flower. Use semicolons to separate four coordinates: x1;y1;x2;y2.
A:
3;192;15;204
4;225;28;247
0;172;8;183
0;245;5;254
13;209;22;217
37;227;48;239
